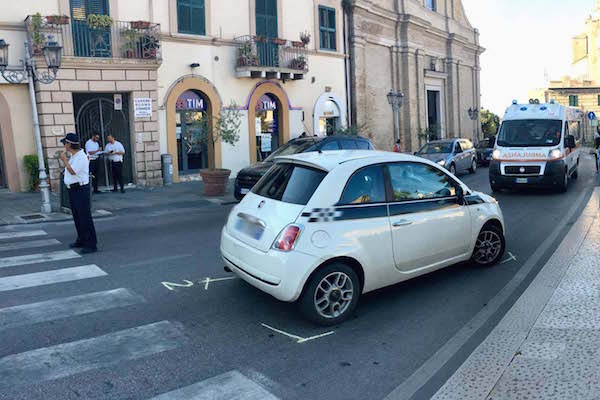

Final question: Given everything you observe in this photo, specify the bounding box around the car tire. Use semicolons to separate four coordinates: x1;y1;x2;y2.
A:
299;263;361;326
471;224;506;266
490;183;501;193
469;159;477;174
449;163;456;175
234;192;243;201
559;169;568;193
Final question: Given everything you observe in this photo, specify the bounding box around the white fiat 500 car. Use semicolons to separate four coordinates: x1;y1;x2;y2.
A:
221;151;505;325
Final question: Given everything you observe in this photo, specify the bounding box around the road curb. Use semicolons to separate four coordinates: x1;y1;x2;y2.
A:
431;188;600;400
0;209;113;227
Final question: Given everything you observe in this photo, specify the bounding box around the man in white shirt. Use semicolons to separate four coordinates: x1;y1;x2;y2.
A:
105;134;126;193
85;133;102;193
60;133;97;254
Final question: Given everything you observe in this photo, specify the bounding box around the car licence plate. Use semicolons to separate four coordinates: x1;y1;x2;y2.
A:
235;219;264;240
240;188;250;194
515;178;529;184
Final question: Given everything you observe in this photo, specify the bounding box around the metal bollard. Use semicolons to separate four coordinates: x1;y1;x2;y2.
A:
161;154;173;185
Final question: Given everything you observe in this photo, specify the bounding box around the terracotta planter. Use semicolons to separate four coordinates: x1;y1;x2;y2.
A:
273;38;287;45
131;20;151;29
292;41;304;48
46;15;69;25
199;169;231;196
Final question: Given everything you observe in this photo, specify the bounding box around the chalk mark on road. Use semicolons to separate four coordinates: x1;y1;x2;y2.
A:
199;276;237;290
501;252;517;264
161;276;237;291
162;280;194;291
261;323;334;344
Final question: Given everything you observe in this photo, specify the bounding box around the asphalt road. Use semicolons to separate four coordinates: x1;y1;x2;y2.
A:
0;154;597;400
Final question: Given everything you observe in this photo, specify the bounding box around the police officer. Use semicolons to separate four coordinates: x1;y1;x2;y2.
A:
60;133;98;254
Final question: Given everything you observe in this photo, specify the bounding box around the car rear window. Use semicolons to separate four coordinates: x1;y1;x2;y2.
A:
252;163;327;205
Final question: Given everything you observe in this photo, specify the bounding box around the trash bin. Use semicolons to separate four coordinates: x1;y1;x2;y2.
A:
60;171;93;212
162;154;173;185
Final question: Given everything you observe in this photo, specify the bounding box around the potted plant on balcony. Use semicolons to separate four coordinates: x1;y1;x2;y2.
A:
238;41;258;67
46;15;70;25
292;41;304;48
130;20;151;30
28;13;46;55
86;14;113;30
290;55;307;70
197;102;242;196
254;35;267;43
300;31;311;46
273;38;287;46
120;28;138;58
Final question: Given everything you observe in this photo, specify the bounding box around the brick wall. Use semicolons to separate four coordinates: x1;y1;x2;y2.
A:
35;66;162;191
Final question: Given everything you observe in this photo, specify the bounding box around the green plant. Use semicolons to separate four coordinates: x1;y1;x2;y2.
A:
86;14;113;29
29;13;46;49
333;123;367;136
481;108;500;137
300;31;311;45
23;155;48;191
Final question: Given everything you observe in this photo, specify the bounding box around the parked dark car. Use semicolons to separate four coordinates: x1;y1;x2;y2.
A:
234;135;375;200
476;137;494;166
415;138;478;175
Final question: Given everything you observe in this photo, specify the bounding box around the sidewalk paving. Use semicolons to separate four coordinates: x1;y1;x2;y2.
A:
432;187;600;400
0;180;236;226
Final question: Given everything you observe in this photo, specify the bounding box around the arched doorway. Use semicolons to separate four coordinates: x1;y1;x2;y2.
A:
247;81;290;164
314;92;346;136
164;75;222;181
176;90;209;174
0;92;19;191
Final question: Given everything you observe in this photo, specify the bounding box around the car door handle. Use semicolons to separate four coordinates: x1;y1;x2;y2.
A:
392;219;412;227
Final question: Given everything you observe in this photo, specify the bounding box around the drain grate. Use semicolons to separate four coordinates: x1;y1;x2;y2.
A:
19;214;46;221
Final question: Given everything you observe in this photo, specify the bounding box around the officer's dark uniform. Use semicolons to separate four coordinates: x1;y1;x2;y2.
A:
61;134;98;253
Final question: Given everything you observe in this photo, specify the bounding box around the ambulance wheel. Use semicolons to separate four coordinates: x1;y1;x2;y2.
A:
559;169;569;193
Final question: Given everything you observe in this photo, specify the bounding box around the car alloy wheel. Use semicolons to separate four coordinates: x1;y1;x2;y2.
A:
473;229;504;265
314;272;354;319
469;159;477;174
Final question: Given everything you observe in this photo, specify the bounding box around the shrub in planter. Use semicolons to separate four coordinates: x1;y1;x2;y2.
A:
23;154;48;192
188;102;242;196
290;56;307;70
29;13;46;55
86;14;113;29
300;31;311;46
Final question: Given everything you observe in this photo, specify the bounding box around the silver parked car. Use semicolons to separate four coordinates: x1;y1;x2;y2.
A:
415;139;478;175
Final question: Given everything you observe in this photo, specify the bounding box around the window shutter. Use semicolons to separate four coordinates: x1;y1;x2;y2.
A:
87;0;109;15
190;0;206;35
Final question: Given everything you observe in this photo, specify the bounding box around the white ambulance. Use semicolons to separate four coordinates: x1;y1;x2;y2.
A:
489;101;583;192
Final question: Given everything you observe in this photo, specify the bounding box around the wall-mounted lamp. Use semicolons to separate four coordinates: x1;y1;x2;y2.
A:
190;63;200;68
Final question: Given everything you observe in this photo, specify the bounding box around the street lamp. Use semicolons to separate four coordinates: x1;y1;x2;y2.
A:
387;90;405;147
0;35;63;214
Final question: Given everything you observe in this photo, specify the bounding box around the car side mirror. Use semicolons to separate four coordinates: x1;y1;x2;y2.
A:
566;135;576;149
414;152;418;155
455;185;465;204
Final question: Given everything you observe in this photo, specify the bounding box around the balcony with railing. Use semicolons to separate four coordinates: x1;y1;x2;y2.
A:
234;35;308;80
25;15;161;62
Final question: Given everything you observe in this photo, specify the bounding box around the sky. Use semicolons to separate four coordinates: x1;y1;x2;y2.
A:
462;0;595;115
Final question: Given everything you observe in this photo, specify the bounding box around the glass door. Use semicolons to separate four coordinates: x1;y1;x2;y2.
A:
177;111;209;174
256;0;278;67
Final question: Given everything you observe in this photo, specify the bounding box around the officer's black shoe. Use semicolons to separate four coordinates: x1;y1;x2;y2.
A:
111;189;118;192
81;247;97;254
69;242;84;248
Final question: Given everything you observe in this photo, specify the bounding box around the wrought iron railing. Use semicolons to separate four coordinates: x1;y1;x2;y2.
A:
234;35;308;72
25;15;161;60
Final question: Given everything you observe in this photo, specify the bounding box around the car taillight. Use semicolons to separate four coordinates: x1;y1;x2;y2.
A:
273;225;302;251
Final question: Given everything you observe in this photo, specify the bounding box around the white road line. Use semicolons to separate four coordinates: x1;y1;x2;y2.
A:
150;370;280;400
0;265;107;292
261;323;334;344
0;239;61;252
0;321;185;390
0;289;144;331
199;276;237;290
0;230;46;240
0;250;80;269
500;252;517;264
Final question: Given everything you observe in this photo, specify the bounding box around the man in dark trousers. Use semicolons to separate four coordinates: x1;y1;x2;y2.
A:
105;134;126;193
85;133;102;193
60;133;98;254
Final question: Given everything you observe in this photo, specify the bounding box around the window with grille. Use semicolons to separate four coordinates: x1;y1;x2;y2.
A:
319;6;336;51
177;0;206;35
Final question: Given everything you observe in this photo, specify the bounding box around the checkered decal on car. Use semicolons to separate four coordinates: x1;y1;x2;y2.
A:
301;208;343;223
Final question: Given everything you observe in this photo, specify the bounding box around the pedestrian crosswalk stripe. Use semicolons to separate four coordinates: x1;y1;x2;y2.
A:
0;288;144;331
0;249;80;269
0;239;61;252
0;230;46;240
0;265;107;292
150;370;280;400
0;320;185;390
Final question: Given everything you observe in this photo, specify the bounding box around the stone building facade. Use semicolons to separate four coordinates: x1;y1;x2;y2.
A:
347;0;484;152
